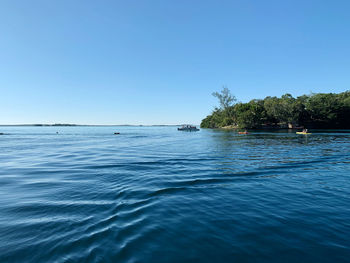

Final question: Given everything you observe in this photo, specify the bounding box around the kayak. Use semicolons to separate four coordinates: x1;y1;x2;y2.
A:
296;132;312;135
238;132;249;134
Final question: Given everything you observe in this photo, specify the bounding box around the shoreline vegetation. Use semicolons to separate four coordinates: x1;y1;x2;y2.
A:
201;88;350;129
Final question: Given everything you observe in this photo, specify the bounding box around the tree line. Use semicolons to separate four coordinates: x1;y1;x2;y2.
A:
200;88;350;129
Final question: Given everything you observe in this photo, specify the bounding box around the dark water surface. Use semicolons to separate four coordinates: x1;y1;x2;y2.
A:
1;127;350;262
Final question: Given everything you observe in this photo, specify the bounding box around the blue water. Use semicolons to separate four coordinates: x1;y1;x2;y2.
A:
1;126;350;262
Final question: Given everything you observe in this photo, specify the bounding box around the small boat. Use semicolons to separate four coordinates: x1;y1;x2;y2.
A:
296;132;312;135
238;131;249;134
178;125;199;131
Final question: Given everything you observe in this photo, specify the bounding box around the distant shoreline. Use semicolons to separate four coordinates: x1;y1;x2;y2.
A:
0;124;182;127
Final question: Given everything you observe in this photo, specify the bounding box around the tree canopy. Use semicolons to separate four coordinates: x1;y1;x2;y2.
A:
201;90;350;129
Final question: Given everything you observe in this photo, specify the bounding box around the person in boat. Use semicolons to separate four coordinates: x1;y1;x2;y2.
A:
302;128;308;133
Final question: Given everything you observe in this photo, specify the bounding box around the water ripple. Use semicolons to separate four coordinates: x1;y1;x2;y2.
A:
1;127;350;262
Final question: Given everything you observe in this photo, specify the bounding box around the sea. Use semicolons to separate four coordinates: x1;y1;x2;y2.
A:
0;126;349;262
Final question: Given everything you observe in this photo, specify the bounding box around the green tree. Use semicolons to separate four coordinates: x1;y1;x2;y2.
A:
263;96;282;124
305;93;340;126
234;100;265;128
212;87;237;110
263;94;300;126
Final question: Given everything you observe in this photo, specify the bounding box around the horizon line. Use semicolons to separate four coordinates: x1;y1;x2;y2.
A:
0;123;198;127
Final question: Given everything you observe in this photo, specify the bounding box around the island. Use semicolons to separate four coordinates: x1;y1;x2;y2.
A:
201;88;350;129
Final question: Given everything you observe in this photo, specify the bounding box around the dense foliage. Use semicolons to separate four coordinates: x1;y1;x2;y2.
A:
201;90;350;129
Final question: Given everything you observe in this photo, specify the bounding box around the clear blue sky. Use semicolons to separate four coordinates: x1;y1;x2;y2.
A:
1;0;349;125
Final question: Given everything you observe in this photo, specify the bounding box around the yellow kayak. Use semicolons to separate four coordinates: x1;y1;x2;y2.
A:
296;132;312;135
